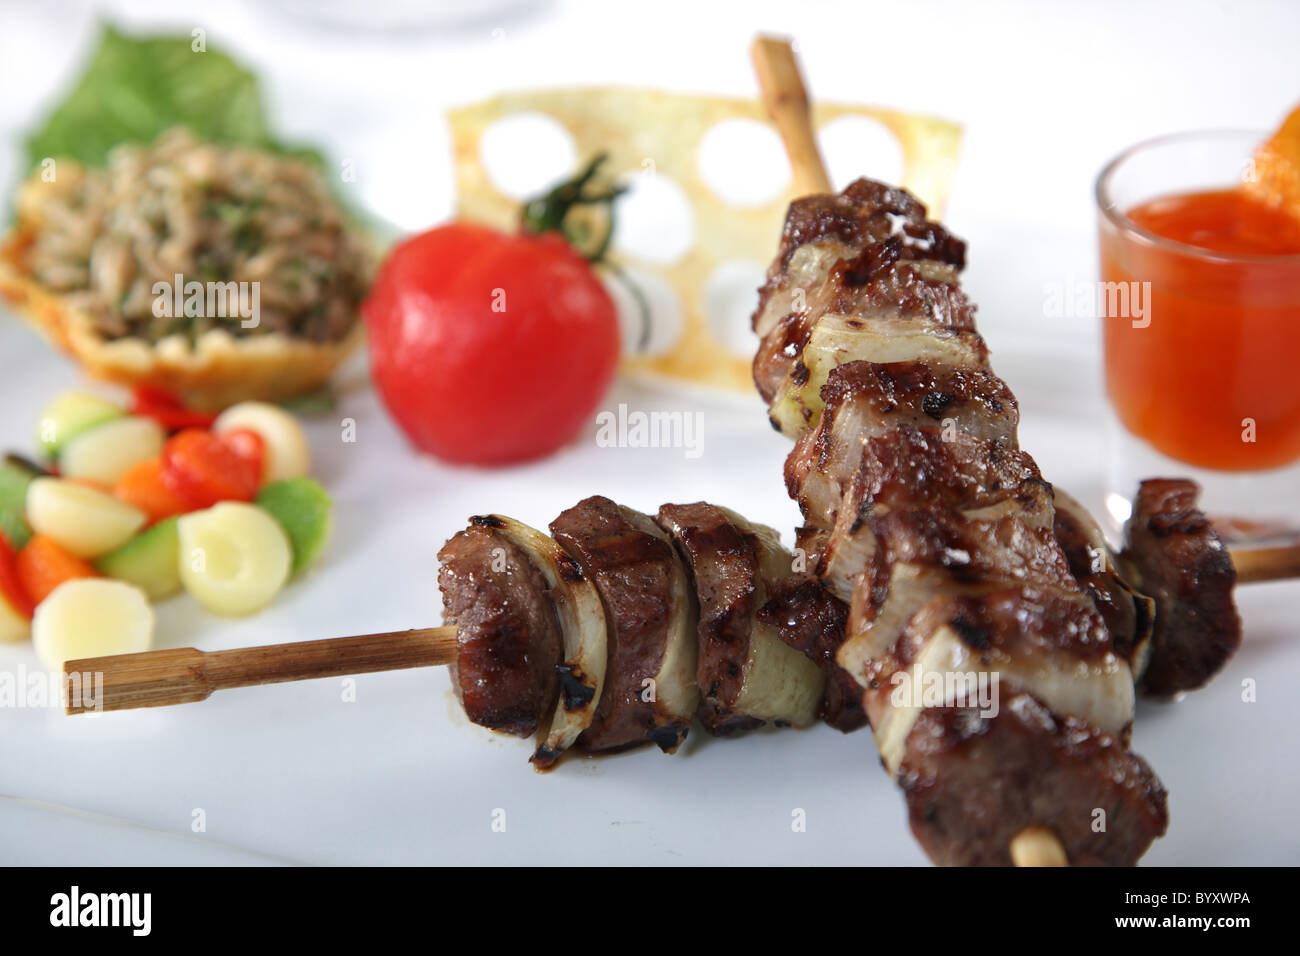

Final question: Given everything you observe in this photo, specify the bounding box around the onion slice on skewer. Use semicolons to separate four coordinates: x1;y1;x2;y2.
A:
768;314;988;438
486;515;609;770
621;507;701;746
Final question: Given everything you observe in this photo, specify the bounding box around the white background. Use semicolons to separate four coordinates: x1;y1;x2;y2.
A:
0;0;1297;865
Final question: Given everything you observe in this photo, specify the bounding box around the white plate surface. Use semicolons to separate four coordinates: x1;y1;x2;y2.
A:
1;0;1297;867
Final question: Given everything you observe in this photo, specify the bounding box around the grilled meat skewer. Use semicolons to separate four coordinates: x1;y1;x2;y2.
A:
752;178;1243;864
438;497;834;767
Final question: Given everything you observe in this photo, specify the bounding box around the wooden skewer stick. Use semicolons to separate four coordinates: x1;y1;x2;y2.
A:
65;536;1287;716
1230;545;1300;585
63;626;456;715
751;35;833;196
62;537;1289;716
1009;826;1069;867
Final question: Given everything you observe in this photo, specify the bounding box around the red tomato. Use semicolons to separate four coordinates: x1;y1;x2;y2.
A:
220;428;266;483
131;386;217;431
160;429;260;508
0;533;35;621
362;222;620;465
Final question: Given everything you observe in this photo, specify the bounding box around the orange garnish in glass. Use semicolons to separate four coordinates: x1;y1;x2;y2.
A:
1246;102;1300;222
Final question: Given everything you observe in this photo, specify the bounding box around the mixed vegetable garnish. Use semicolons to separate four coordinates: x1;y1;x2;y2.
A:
0;389;332;671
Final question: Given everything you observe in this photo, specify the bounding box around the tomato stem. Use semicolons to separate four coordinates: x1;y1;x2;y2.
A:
520;153;625;262
520;153;651;353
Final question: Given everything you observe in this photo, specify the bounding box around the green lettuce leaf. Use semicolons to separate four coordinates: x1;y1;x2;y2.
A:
23;23;321;171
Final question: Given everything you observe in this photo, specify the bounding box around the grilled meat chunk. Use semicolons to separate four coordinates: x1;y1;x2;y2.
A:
899;694;1168;867
860;585;1136;776
756;577;866;732
550;496;698;754
1121;479;1242;695
787;361;1019;528
859;506;1078;603
850;429;1048;520
437;522;563;736
478;516;609;770
810;428;1054;602
753;178;967;339
656;503;762;736
656;503;825;735
753;180;975;414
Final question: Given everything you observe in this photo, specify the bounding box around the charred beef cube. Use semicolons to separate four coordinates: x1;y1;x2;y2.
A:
437;522;563;737
899;694;1168;867
1121;479;1242;696
550;496;697;754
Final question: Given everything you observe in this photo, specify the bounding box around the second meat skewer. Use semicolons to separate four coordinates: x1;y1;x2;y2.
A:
439;499;841;769
65;496;854;757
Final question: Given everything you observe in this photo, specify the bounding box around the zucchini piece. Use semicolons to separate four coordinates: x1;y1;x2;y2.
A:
0;455;43;549
255;478;333;574
36;392;124;458
95;517;182;601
